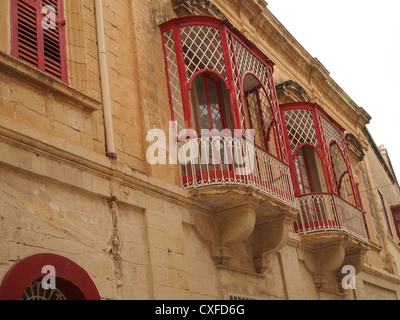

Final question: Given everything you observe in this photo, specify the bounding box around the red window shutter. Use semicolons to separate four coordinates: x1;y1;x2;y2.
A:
11;0;40;68
11;0;68;83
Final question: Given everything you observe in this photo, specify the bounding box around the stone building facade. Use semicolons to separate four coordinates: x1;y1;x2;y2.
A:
0;0;399;300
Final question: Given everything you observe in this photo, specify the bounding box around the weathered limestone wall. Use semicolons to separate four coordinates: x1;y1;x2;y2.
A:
0;0;400;301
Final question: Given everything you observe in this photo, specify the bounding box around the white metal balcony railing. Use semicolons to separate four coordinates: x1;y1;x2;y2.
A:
178;135;296;207
294;193;369;242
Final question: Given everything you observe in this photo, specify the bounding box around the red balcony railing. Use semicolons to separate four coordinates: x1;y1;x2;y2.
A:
294;193;369;242
179;135;296;207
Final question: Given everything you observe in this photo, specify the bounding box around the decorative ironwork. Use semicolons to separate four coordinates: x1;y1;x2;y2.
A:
21;280;67;300
179;135;296;207
294;193;369;242
180;25;227;81
320;116;342;147
284;109;319;153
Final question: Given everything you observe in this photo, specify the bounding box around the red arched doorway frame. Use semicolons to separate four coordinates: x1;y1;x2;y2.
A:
0;253;101;300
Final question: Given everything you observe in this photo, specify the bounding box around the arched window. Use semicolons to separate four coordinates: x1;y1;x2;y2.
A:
0;254;100;300
293;145;327;196
243;73;278;157
330;142;356;205
189;72;233;133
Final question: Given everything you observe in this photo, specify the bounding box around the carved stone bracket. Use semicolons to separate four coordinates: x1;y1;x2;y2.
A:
253;200;298;273
189;186;299;272
301;233;369;292
172;0;226;20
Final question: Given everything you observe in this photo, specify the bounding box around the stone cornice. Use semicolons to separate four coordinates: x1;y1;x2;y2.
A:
362;263;400;285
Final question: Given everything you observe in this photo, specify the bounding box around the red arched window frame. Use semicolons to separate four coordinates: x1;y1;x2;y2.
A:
329;141;351;195
242;71;280;156
11;0;68;83
191;72;228;132
0;253;100;300
293;145;314;196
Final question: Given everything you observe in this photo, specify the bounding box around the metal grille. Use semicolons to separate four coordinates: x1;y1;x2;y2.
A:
21;280;67;300
233;39;269;86
163;29;186;132
230;37;269;133
284;109;319;153
321;116;342;146
294;193;369;243
179;135;296;207
180;25;226;81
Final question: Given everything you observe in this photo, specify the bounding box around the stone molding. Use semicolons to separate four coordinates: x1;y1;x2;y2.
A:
0;52;100;113
189;186;299;273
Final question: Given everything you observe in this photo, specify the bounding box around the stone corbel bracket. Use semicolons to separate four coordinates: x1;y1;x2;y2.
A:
252;200;299;273
191;190;258;265
301;233;369;291
189;186;299;271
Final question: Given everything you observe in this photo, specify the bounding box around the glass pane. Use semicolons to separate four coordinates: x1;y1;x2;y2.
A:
294;158;304;194
297;149;305;166
195;77;210;129
300;165;311;193
295;148;312;195
211;108;223;131
195;76;206;102
208;82;219;107
199;104;210;129
207;82;223;131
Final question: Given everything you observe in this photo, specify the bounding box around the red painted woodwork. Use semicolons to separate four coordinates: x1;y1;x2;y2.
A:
159;16;288;162
11;0;68;83
293;220;337;233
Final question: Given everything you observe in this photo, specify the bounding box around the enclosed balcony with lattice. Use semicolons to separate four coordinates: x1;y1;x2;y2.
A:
160;16;296;208
280;103;369;243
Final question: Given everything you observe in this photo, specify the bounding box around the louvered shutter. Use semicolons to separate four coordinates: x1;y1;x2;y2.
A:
11;0;68;83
